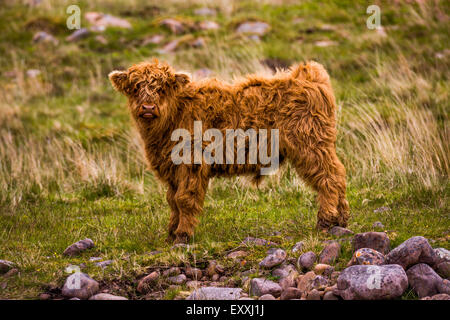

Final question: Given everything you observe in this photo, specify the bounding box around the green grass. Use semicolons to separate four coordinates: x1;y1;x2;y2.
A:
0;0;449;299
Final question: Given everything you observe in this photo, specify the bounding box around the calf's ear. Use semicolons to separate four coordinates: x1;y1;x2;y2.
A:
109;70;130;95
174;72;190;87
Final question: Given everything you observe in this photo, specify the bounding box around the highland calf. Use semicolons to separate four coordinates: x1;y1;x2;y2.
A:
109;59;350;243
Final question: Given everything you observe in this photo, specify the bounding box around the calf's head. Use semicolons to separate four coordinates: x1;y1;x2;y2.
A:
108;59;190;124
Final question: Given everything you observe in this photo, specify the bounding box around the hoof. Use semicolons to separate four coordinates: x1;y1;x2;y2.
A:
174;233;190;245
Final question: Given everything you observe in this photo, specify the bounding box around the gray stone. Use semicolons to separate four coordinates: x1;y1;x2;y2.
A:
334;265;408;300
89;293;128;300
306;289;321;300
66;28;90;42
198;21;219;31
372;221;385;229
435;248;450;262
137;271;160;294
259;294;276;300
348;248;385;266
160;19;185;34
421;293;450;300
280;287;302;300
298;251;316;270
272;264;296;278
435;261;450;279
168;274;187;285
319;241;340;264
292;241;304;253
85;12;131;29
163;267;181;277
250;278;282;297
406;263;450;298
373;206;390;213
242;237;278;247
185;267;203;279
323;291;339;300
385;236;437;269
352;232;390;254
62;272;99;300
236;22;270;35
187;287;242;300
329;226;353;237
0;260;15;274
259;249;286;268
63;239;94;256
194;7;217;16
95;260;113;268
32;31;58;45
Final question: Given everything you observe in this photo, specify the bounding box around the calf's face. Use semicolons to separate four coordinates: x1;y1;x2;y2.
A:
108;60;190;123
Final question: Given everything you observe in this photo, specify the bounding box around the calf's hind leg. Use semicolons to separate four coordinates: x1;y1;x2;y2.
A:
294;145;349;230
166;185;180;242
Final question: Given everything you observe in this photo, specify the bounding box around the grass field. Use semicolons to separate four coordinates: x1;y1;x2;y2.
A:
0;0;448;299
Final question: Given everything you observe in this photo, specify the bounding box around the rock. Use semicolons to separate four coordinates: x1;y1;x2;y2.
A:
95;260;113;269
421;293;450;300
292;241;304;253
142;34;164;46
352;232;390;254
63;239;95;256
406;263;450;298
198;21;219;31
211;274;219;281
298;251;316;270
39;293;51;300
62;272;99;300
194;8;216;16
373;206;390;213
187;287;243;300
191;37;206;48
259;294;276;300
334;265;408;300
206;261;224;276
159;39;180;53
227;250;247;260
435;248;450;262
279;271;299;290
314;40;337;47
160;19;185;34
314;264;334;277
89;293;128;300
163;267;181;277
89;257;102;262
280;287;302;300
85;12;131;29
66;28;90;42
311;275;328;290
319;241;341;264
272;264;296;278
242;237;277;247
329;226;353;237
306;289;321;300
69;297;80;300
3;268;18;278
236;21;270;36
372;221;385;229
185;267;203;279
0;260;15;274
168;274;187;285
250;278;282;297
26;69;41;78
385;236;437;269
94;35;107;45
323;291;339;300
32;31;58;45
348;248;385;266
435;262;450;279
137;271;160;293
330;271;340;284
259;249;286;268
296;271;316;294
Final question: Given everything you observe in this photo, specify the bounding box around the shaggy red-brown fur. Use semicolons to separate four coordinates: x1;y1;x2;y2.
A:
109;59;350;243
